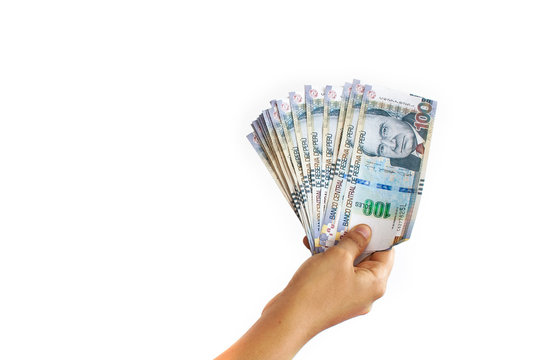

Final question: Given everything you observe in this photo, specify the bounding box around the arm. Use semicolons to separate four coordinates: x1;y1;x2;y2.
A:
216;224;395;360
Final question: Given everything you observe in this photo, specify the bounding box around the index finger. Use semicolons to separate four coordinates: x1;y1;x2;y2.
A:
369;248;395;266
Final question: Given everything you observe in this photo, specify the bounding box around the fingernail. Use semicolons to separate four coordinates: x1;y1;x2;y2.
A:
354;224;371;239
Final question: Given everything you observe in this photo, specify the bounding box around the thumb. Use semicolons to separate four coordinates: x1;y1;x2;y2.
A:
337;224;371;260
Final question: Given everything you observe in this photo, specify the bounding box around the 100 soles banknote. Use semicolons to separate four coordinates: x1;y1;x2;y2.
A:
247;80;437;258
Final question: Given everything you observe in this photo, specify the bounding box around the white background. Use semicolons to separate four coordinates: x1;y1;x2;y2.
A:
1;1;539;359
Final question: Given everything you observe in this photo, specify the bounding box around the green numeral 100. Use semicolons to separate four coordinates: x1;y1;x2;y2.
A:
362;199;391;219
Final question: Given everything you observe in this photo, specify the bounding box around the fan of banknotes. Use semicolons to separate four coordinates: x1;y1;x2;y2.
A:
247;79;437;260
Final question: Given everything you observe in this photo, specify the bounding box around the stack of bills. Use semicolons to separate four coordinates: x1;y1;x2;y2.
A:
247;80;437;260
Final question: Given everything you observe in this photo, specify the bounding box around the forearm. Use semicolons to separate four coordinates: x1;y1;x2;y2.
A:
216;302;314;360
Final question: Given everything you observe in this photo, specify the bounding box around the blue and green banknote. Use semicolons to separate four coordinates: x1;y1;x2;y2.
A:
248;80;437;258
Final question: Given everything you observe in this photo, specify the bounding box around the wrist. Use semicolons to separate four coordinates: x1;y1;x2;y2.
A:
256;300;314;358
217;298;314;360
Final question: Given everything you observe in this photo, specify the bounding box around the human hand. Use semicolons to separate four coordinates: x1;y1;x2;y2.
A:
263;224;394;338
216;224;394;360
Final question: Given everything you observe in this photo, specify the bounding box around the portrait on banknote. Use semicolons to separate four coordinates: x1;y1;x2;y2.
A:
361;109;427;172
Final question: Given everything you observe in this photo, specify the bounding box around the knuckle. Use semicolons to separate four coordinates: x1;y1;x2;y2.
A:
372;280;387;299
376;270;388;283
370;266;389;283
328;245;349;258
343;232;365;248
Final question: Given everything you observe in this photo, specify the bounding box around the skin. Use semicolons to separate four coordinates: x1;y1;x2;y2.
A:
216;224;395;360
362;114;417;159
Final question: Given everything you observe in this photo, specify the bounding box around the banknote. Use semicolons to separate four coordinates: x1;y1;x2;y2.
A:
261;109;297;198
251;113;313;243
273;99;306;202
305;85;325;236
247;80;436;258
251;119;292;206
289;90;317;241
247;132;295;214
319;80;365;247
321;84;348;216
267;106;302;214
268;101;314;247
333;85;437;259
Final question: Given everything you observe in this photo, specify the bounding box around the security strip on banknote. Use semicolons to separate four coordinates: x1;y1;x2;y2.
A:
247;80;436;258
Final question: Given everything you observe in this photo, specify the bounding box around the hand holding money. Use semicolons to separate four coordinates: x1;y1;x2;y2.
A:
248;80;437;259
216;224;394;360
263;224;394;331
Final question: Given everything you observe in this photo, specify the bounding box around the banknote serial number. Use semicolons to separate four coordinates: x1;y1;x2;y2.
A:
395;204;407;232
